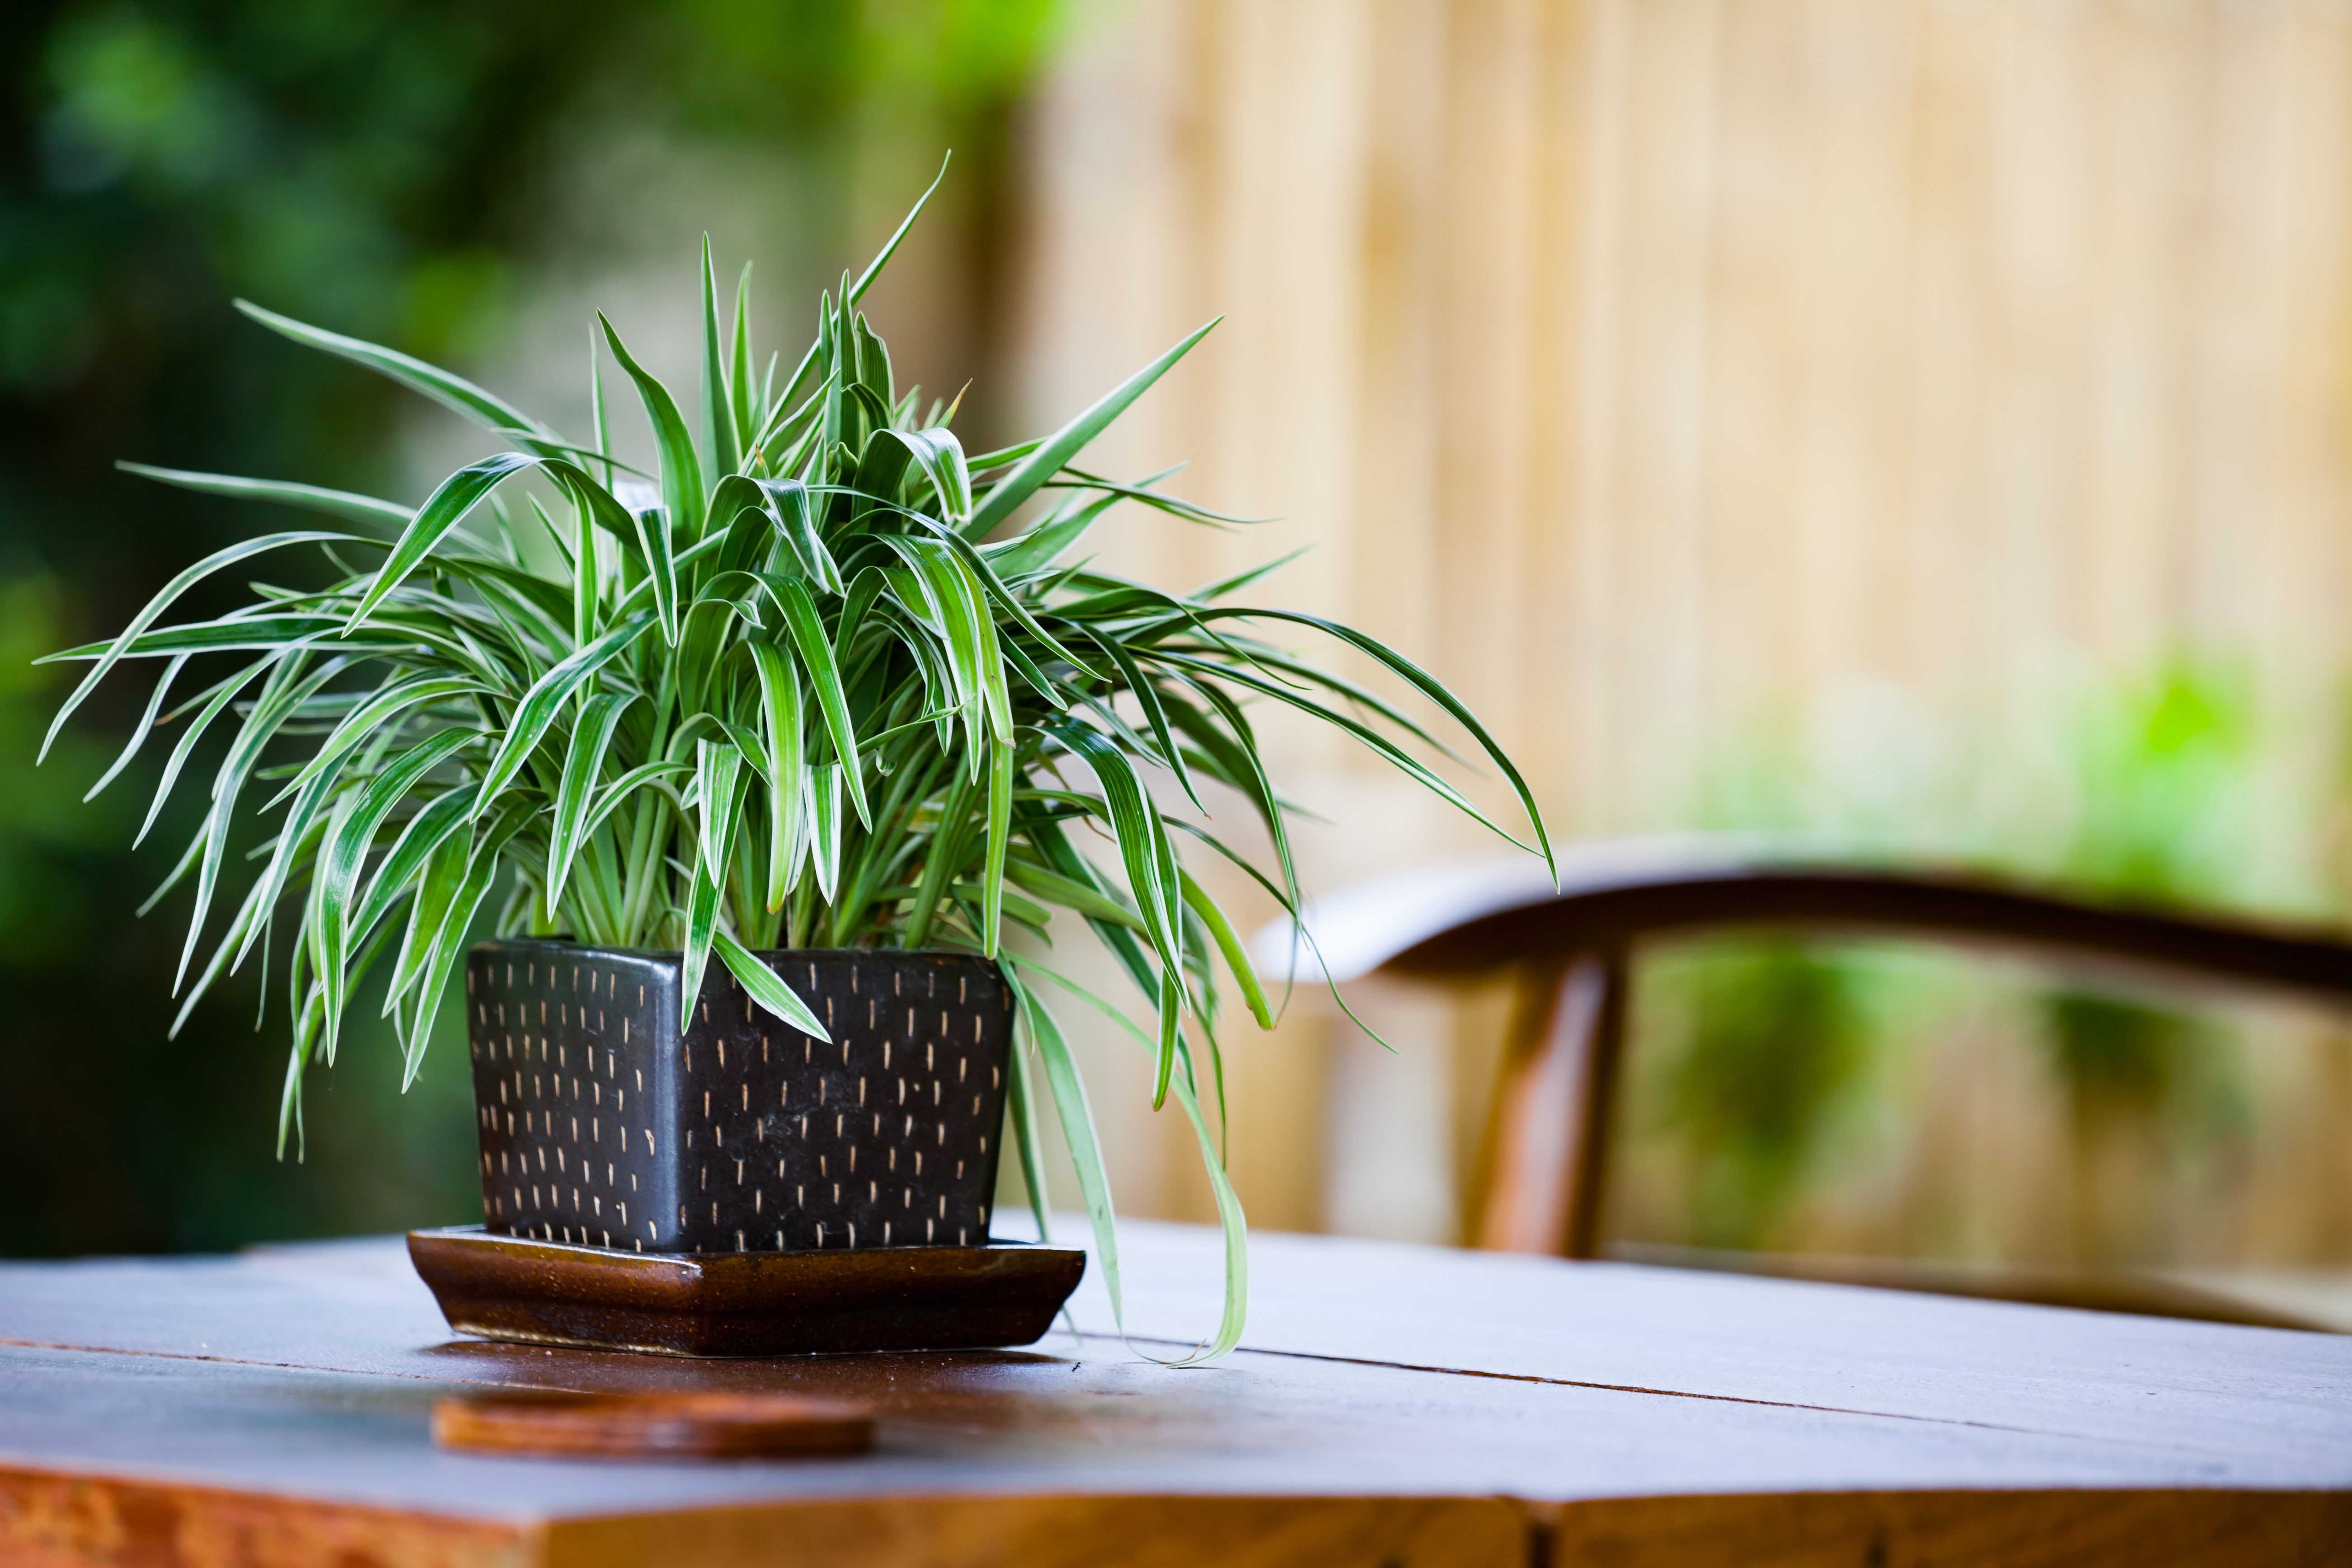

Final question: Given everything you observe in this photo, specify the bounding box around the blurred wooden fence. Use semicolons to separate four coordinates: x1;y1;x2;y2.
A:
999;0;2352;1249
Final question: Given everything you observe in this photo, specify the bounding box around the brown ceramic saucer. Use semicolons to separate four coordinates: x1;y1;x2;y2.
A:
408;1226;1085;1357
433;1390;874;1459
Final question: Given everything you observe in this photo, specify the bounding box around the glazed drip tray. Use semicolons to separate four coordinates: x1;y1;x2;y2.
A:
408;1226;1085;1357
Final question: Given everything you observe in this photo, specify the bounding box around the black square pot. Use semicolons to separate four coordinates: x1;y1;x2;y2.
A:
464;940;1013;1256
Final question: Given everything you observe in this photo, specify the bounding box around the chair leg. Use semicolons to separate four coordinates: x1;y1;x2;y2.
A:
1469;950;1630;1258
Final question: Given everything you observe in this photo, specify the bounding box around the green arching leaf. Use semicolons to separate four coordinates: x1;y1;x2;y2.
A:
1005;1032;1053;1244
694;737;747;885
545;692;634;917
747;643;807;913
600;311;707;542
345;451;538;629
314;728;477;1061
879;427;972;525
753;479;841;591
399;802;531;1088
849;423;914;531
590;321;614;486
117;462;414;531
569;480;600;649
1191;543;1313;602
1004;855;1146;931
351;786;475;959
235;300;566;455
270;673;488;807
1180;868;1274;1030
774;577;869;829
700;236;741;485
1077;624;1198;811
878;535;1005;746
808;761;844;903
83;653;189;804
576;759;691;853
1048;722;1183;964
1011;953;1249;1364
679;852;723;1033
1153;967;1182;1111
851;311;892;410
134;655;269;850
631;499;681;647
39;532;351;762
729;261;757;465
470;612;656;816
1002;965;1126;1332
981;737;1013;958
180;653;350;991
906;516;1100;683
1161;1050;1250;1363
979;487;1121;582
1195;606;1556;875
963;317;1221;542
767;159;948;422
713;928;830;1041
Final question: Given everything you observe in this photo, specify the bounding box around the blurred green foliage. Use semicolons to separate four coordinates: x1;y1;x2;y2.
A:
0;0;1066;1255
1636;662;2282;1259
1647;939;1867;1250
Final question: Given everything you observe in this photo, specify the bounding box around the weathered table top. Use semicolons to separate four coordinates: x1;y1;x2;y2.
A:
2;1220;2347;1566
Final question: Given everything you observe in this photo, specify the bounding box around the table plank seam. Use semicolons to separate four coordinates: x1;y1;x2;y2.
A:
1109;1335;2296;1465
0;1334;593;1395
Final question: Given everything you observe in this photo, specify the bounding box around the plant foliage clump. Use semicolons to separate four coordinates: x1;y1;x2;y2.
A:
42;175;1551;1355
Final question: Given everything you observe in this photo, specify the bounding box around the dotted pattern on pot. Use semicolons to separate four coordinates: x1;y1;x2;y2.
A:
466;946;676;1253
465;943;1012;1255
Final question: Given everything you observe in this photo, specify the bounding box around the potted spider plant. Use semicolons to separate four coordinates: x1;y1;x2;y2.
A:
42;173;1551;1358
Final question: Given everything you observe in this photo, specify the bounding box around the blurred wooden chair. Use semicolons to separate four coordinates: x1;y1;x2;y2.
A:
1269;839;2352;1331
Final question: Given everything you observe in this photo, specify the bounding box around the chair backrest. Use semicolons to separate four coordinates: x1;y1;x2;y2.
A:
1274;839;2352;1262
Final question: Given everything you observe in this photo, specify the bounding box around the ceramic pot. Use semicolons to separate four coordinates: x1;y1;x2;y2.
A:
463;940;1012;1256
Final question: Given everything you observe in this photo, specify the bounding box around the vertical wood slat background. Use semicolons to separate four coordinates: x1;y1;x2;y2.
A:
1001;0;2352;1239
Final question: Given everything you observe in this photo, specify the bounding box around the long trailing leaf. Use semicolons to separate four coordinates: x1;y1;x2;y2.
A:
753;479;841;591
236;300;566;454
83;653;188;803
981;737;1013;958
39;532;350;761
694;737;747;884
774;577;869;828
117;462;414;530
962;317;1220;541
747;642;806;912
600;311;706;542
728;261;757;465
398;802;531;1086
700;235;742;486
1180;868;1273;1030
1004;964;1126;1331
345;451;538;628
314;728;477;1059
272;673;488;806
352;786;475;955
544;692;634;917
679;852;724;1034
1195;606;1556;875
713;927;830;1040
469;612;655;815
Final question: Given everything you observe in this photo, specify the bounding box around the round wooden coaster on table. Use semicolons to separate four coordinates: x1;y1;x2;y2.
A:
432;1391;874;1460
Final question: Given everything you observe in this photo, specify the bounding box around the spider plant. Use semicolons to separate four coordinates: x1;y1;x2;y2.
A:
40;173;1552;1358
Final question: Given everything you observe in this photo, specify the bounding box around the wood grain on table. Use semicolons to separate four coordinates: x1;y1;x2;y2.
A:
0;1220;2346;1566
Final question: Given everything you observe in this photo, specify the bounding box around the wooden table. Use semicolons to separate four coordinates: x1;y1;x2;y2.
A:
1;1221;2347;1567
